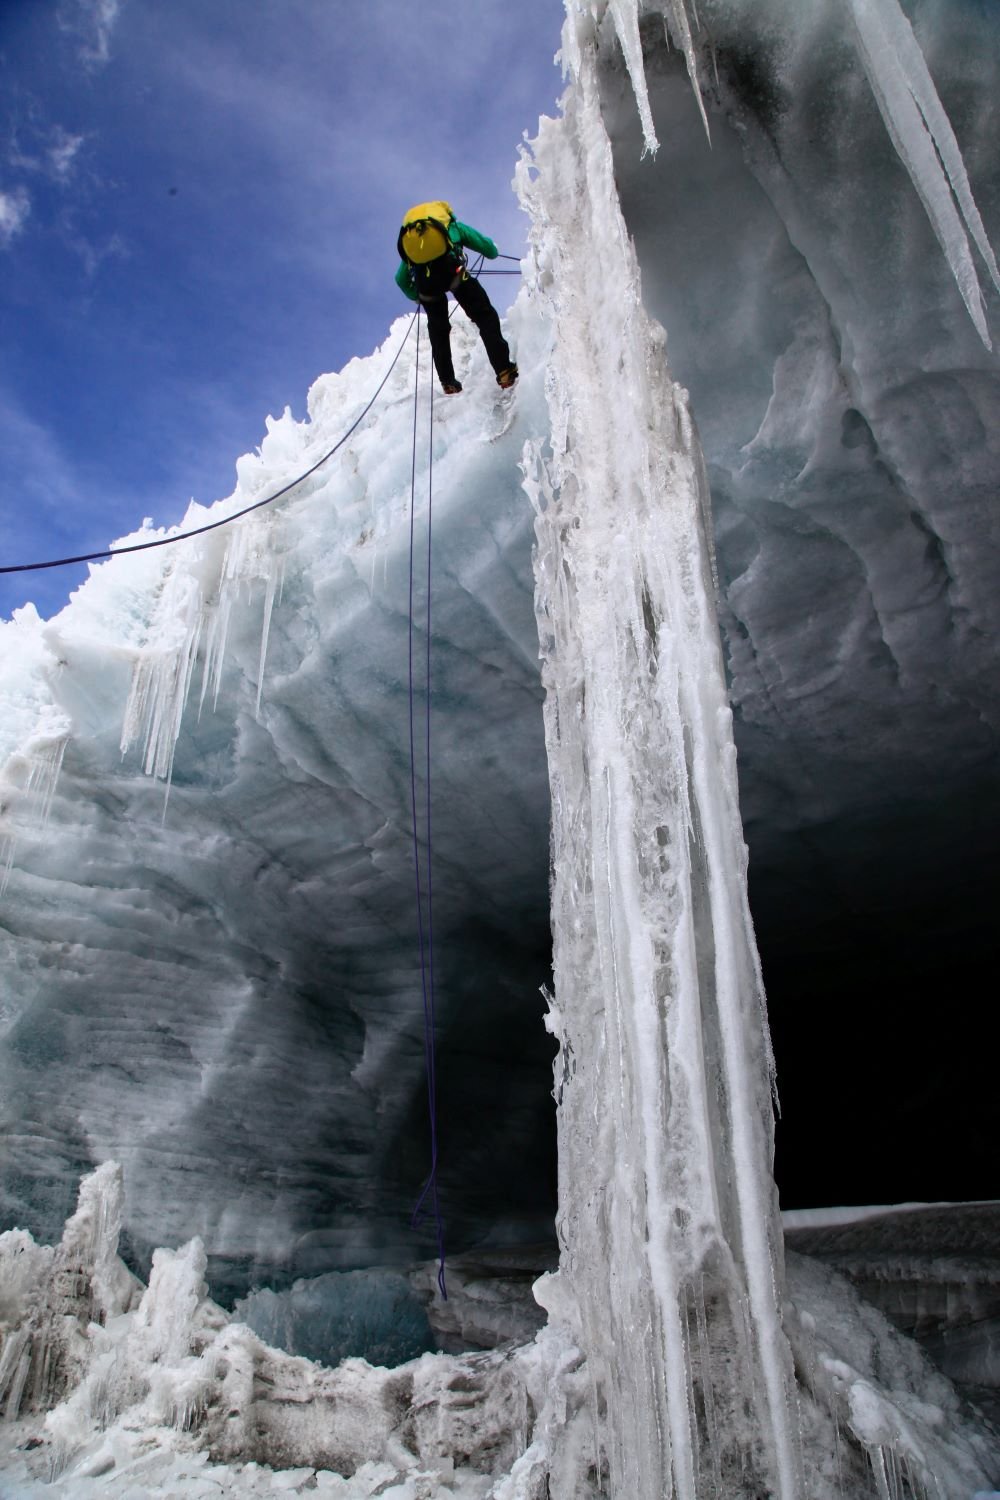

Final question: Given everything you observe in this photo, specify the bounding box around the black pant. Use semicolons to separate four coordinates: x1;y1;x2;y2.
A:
421;275;512;385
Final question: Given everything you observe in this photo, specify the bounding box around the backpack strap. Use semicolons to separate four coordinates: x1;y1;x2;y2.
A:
398;217;467;297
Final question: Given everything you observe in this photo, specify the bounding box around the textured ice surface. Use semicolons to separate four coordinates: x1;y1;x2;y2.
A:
518;36;802;1499
599;0;1000;1206
786;1201;1000;1420
1;1168;997;1497
2;0;1000;1495
234;1269;434;1370
2;0;998;1280
0;305;557;1291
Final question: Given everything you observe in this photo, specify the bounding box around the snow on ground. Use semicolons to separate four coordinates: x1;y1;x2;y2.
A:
1;1166;998;1498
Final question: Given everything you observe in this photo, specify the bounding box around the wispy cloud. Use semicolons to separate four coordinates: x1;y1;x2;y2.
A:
58;0;125;69
10;124;87;183
46;126;86;181
0;188;30;247
69;229;128;280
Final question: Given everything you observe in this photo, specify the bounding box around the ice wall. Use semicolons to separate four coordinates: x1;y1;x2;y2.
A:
514;1;1000;1496
600;0;1000;1213
2;0;1000;1493
517;25;802;1500
0;311;556;1290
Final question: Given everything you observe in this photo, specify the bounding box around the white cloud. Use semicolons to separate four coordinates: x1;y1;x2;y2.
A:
71;229;128;279
0;188;30;247
48;128;86;181
10;126;86;183
58;0;124;68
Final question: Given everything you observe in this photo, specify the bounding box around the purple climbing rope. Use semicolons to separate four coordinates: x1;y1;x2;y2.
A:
407;309;447;1299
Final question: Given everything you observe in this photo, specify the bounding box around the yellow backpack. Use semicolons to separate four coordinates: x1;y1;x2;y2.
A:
398;201;456;265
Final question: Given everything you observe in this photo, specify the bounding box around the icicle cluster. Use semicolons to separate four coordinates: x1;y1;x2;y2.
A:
593;0;999;347
0;710;69;895
845;0;1000;349
120;509;283;796
0;1166;585;1495
0;1163;136;1424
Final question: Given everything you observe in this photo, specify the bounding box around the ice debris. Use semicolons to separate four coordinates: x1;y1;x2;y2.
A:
2;1166;998;1497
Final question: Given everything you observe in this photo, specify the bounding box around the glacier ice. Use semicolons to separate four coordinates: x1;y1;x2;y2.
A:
234;1269;435;1370
0;306;557;1286
518;37;803;1500
2;1167;997;1497
2;0;1000;1495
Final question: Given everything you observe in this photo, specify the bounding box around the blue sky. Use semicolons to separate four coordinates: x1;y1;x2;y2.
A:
0;0;566;620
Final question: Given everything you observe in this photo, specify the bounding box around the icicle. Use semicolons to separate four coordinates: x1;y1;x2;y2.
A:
847;0;1000;349
24;737;68;826
869;1443;894;1500
121;509;282;792
693;1277;721;1493
581;0;710;151
0;1328;32;1418
660;2;711;144
607;0;660;154
120;562;204;794
517;36;803;1494
255;555;282;721
0;731;69;896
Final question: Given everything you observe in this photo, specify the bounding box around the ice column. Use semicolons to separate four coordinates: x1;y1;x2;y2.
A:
517;33;802;1500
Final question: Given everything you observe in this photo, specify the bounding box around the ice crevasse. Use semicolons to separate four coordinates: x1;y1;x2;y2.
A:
2;0;1000;1497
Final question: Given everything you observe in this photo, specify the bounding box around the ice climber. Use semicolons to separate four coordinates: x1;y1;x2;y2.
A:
395;201;518;396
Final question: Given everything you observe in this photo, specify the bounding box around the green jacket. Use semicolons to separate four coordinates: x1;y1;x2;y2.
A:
395;219;498;301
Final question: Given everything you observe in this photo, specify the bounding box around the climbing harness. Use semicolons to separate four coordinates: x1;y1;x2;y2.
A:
407;309;447;1299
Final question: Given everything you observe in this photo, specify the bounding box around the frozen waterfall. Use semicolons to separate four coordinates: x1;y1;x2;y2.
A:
518;40;801;1500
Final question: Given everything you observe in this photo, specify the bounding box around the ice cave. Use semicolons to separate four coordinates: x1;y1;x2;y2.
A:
1;0;999;1495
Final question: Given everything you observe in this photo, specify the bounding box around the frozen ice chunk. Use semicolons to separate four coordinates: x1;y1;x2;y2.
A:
0;1162;140;1420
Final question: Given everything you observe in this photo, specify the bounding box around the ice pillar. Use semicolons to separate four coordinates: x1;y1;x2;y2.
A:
517;33;803;1500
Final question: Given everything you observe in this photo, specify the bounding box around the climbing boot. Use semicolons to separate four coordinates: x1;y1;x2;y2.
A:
441;380;463;395
496;365;518;390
